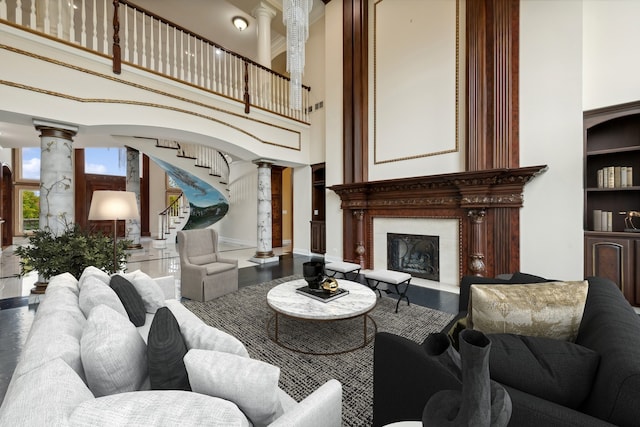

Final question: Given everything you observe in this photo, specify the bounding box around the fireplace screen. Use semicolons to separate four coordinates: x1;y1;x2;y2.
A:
387;233;440;281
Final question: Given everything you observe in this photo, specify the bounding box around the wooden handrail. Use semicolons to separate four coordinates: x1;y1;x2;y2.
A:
114;0;310;90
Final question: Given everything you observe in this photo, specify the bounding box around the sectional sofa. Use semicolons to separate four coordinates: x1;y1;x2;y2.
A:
373;275;640;427
0;267;342;426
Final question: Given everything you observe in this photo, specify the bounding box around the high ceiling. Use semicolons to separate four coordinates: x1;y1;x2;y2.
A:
0;0;325;149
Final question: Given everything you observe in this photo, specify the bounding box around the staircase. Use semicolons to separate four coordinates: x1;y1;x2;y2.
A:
152;192;189;249
123;138;233;247
155;140;231;194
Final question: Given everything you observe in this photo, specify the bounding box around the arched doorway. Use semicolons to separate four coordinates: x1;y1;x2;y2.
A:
0;164;13;248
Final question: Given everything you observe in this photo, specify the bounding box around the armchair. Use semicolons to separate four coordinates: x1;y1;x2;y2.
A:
177;229;238;301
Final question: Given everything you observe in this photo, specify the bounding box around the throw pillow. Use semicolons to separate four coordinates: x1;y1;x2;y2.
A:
0;358;94;426
487;333;600;408
81;304;148;397
184;349;284;427
68;390;250;426
147;306;191;391
121;270;166;313
469;280;588;341
179;318;250;358
79;266;111;288
78;275;128;319
110;275;146;327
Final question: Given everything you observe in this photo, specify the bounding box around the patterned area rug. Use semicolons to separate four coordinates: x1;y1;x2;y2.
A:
182;275;455;427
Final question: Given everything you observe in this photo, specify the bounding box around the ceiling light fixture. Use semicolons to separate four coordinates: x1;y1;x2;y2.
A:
232;16;248;31
284;0;313;110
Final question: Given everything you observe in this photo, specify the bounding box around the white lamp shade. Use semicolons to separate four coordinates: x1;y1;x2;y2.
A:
88;191;140;221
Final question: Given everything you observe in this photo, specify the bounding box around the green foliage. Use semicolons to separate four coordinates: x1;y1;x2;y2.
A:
22;191;39;219
15;224;131;280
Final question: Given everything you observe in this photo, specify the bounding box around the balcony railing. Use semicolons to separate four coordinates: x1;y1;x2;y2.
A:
1;0;310;123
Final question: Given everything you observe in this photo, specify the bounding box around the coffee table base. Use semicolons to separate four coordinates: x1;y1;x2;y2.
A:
266;311;378;356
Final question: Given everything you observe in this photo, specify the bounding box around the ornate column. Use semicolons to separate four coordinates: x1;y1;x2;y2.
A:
353;210;365;266
33;119;77;235
251;160;279;264
252;2;276;68
126;147;142;249
468;209;487;276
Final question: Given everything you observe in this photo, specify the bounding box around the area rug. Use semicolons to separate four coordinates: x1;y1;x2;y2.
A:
182;275;455;427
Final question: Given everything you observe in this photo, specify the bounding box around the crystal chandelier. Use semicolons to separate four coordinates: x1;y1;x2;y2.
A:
283;0;313;110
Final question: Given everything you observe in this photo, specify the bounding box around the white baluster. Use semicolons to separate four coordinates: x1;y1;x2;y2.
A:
69;0;75;43
212;46;218;92
91;0;97;49
101;0;107;54
172;26;177;77
56;0;63;38
0;0;7;21
199;39;205;87
141;12;146;68
123;5;129;61
156;18;162;73
150;16;156;70
205;43;211;90
180;31;185;80
165;23;170;75
29;0;36;29
80;0;86;46
132;8;138;65
15;0;22;25
43;0;50;33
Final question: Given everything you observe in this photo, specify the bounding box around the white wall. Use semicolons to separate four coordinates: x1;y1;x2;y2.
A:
323;0;345;262
519;0;584;279
583;0;640;110
306;15;327;165
368;0;465;181
215;160;257;247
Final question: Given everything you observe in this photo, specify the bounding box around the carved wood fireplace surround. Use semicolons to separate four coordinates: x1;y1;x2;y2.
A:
329;166;547;279
332;0;547;281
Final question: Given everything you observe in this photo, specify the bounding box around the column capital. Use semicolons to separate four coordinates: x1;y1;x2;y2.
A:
253;159;275;168
252;2;277;20
33;119;78;140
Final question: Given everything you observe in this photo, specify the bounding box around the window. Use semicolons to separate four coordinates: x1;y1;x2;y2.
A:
19;147;40;181
85;148;127;176
17;188;40;234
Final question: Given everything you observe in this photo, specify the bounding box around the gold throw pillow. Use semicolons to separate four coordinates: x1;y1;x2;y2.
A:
468;281;588;341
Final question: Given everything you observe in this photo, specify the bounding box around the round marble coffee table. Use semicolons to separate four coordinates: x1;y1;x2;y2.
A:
266;278;378;355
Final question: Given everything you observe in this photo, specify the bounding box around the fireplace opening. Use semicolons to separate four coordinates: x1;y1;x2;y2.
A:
387;233;440;281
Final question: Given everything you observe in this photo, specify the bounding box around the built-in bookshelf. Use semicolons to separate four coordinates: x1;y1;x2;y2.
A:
584;101;640;306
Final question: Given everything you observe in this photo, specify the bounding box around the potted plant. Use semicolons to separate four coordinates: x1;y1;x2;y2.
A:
15;223;131;293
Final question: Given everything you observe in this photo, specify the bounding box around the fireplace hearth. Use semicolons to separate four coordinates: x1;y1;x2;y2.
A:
387;233;440;281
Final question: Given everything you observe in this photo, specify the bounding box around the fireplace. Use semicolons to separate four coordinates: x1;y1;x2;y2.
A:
387;233;440;281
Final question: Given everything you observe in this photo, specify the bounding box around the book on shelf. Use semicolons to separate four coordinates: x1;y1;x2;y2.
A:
296;286;349;303
596;166;634;188
594;209;602;231
607;211;613;232
597;169;604;188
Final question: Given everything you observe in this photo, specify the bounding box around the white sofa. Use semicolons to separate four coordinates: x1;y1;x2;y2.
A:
0;268;342;426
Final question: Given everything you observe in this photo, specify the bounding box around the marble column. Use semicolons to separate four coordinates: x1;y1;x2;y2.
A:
126;147;142;249
251;160;279;264
252;2;276;68
33;119;77;236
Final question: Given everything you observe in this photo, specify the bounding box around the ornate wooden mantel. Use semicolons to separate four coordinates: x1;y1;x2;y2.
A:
329;165;547;278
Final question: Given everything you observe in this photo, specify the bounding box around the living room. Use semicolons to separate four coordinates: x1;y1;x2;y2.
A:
1;0;640;426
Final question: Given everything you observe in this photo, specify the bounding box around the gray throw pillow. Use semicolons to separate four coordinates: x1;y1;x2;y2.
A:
147;307;190;391
110;274;146;327
488;333;600;408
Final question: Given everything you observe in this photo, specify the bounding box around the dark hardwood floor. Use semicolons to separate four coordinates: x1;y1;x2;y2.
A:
0;253;459;405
